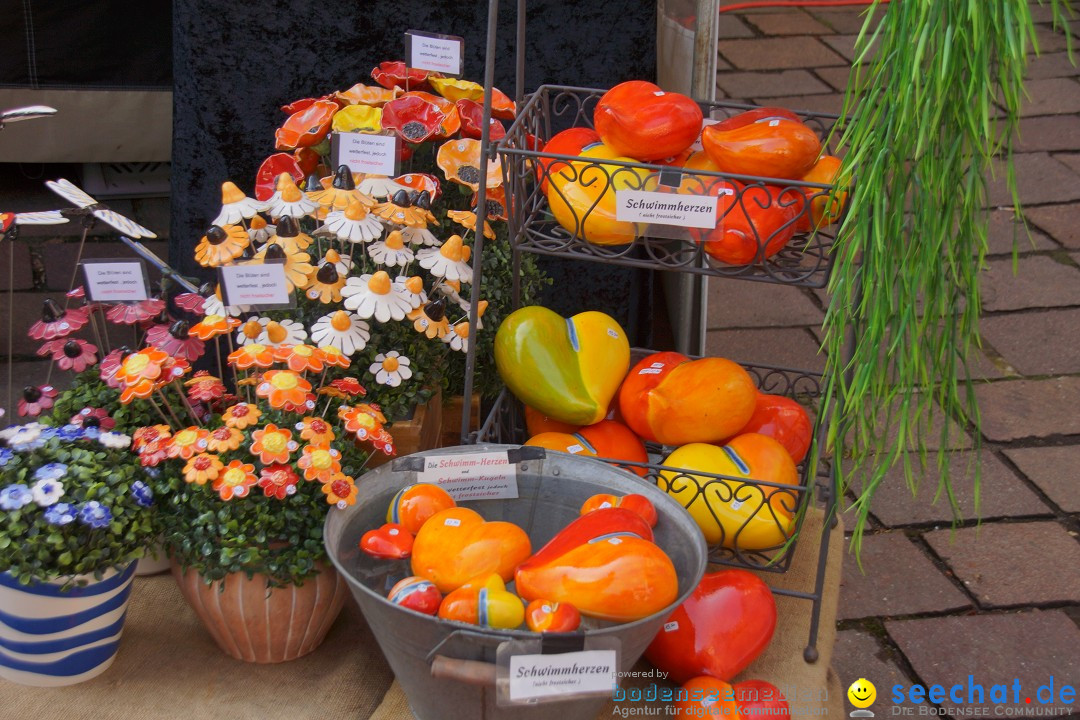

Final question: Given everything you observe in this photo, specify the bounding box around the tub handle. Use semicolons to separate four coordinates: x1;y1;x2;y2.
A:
430;655;498;686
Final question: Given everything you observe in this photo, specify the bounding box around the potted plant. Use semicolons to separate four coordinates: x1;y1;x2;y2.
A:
0;422;154;686
119;342;394;663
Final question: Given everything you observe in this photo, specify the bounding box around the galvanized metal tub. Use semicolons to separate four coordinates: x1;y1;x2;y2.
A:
325;444;707;720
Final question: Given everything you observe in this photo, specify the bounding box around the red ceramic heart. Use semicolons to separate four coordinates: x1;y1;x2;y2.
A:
735;679;790;719
359;522;414;559
729;393;812;464
525;599;582;633
645;569;777;683
388;576;442;616
411;508;532;593
594;81;703;162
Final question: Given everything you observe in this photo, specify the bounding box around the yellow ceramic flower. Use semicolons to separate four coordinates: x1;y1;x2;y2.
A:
195;224;250;268
332;105;383;133
298;444;343;483
429;77;485;102
250;423;296;465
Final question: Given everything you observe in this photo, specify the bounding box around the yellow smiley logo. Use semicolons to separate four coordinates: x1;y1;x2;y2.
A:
847;678;877;708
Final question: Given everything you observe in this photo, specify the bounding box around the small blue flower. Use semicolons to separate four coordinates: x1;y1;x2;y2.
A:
0;484;34;511
55;424;85;442
44;502;76;526
77;501;112;529
0;449;12;466
34;463;68;482
144;467;161;480
82;427;101;441
130;480;154;508
38;427;58;441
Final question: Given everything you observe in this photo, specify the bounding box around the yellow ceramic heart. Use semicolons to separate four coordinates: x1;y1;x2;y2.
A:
411;507;532;593
437;574;525;629
494;306;630;426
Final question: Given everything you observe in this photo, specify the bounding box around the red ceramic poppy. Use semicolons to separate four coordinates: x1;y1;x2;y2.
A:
254;153;305;202
729;393;812;464
536;127;600;194
645;569;777;683
594;81;703;162
280;95;339;115
489;87;517;120
274;99;338;151
455;99;506;141
382;95;446;144
294;146;322;177
689;180;798;265
372;61;433;91
701;107;821;180
394;172;443;201
402;91;461;137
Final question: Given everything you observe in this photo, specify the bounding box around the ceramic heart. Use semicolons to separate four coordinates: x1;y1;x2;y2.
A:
726;394;812;464
359;522;414;559
387;483;456;535
580;493;657;527
618;351;757;445
495;306;630;426
515;507;677;622
411;507;532;593
525;599;581;633
700;107;821;180
645;569;777;683
388;576;442;615
593;81;703;161
437;574;525;629
526;419;649;477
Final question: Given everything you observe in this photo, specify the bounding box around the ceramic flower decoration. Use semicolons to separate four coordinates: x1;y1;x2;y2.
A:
437;139;502;191
442;323;471;353
38;338;97;372
429;77;484;103
331;105;383;134
417;235;473;283
274;98;337;151
394;275;426;309
382;95;446;144
369;351;412;387
394;172;442;200
307;166;376;215
310;310;371;354
341;271;415;323
356;175;408;199
28;299;89;340
368;230;415;267
18;385;57;418
322;196;383;244
371;61;433;91
264;173;319;219
247;215;275;243
372;189;431;228
335;82;402;107
403;91;461;138
447;209;496;240
213;181;266;226
194;225;249;268
258;319;308;347
455;99;506;141
253;242;314;293
408;299;451;339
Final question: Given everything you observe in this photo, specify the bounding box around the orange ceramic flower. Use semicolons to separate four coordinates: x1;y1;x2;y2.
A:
298;444;342;483
185;373;226;403
274;343;326;373
275;99;337;150
329;377;366;397
223;402;262;430
183;453;224;485
133;424;171;450
371;61;433;91
228;343;275;370
257;370;312;410
194;224;250;268
258;463;300;500
470;185;508;222
167;427;211;460
213;460;258;501
447;209;496;239
189;314;239;341
250;423;297;465
154;356;192;391
322;473;358;508
489;87;517;120
319;345;351;368
371;191;430;228
119;378;156;404
297;416;336;445
335;83;403;107
437;139;502;191
339;404;385;440
206;426;244;453
115;348;169;387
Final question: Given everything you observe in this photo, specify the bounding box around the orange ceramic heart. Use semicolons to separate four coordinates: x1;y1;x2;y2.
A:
525;420;648;477
726;394;812;464
359;522;414;559
515;508;677;622
594;81;703;162
412;508;532;593
388;576;442;615
524;405;582;436
580;493;658;527
437;574;525;629
525;599;582;633
387;483;457;535
618;352;757;445
700;107;821;180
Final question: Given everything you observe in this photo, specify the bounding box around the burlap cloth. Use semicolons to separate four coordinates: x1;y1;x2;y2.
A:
0;510;842;720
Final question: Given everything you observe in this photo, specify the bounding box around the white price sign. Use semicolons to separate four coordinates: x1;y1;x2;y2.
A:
406;30;464;75
81;260;150;303
218;263;291;308
509;650;617;702
417;451;518;501
616;190;718;229
332;132;399;177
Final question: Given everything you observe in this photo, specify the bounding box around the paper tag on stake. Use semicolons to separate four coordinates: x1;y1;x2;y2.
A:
218;262;292;308
508;650;617;702
405;30;465;76
81;259;150;303
418;451;518;501
331;132;399;177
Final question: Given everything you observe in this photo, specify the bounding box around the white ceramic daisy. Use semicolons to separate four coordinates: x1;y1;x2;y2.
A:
259;318;308;347
369;351;413;387
98;431;131;450
236;317;268;346
357;175;407;199
248;215;276;244
341;271;415;323
443;323;471;352
310;310;371;355
323;197;384;243
212;181;266;226
395;275;427;309
368;230;415;267
202;293;246;318
319;248;353;275
417;235;473;283
401;226;442;247
31;478;65;507
264;173;318;219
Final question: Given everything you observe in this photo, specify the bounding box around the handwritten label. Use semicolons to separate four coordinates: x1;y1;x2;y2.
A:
418;451;518;501
82;260;149;302
218;263;291;308
509;650;617;702
332;132;399;177
406;30;464;75
616;190;717;229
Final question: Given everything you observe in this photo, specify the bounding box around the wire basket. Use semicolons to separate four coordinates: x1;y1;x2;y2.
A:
474;351;833;572
494;85;845;288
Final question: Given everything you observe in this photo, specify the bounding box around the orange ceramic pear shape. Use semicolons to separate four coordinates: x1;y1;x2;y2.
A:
515;507;678;622
411;507;532;593
618;352;757;445
594;81;703;162
701;107;821;180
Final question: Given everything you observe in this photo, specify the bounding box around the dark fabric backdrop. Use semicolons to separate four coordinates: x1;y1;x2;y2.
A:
172;0;658;343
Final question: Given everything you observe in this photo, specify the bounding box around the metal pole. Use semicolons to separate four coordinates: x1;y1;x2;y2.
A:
460;0;501;444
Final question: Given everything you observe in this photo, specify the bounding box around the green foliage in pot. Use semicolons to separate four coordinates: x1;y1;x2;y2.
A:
0;423;155;586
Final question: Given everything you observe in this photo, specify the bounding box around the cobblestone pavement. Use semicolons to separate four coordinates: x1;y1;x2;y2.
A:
712;1;1079;715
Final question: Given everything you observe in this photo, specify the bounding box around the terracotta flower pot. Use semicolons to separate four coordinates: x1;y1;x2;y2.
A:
171;561;347;663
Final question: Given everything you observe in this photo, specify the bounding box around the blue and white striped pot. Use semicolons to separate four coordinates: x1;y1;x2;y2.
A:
0;563;136;686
